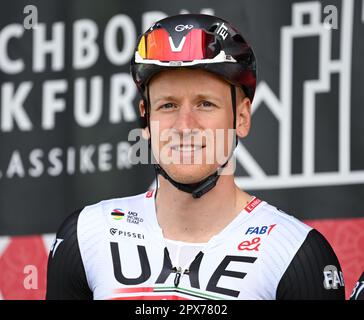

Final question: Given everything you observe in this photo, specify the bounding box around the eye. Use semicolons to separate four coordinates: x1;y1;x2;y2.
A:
200;101;215;108
158;103;176;110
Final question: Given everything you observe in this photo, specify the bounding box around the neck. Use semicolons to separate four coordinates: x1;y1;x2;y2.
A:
155;173;252;243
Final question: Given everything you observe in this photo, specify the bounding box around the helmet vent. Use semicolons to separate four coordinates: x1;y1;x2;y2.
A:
208;24;218;32
232;34;245;43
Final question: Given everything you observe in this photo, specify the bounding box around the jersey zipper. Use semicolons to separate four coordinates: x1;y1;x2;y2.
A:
172;266;190;287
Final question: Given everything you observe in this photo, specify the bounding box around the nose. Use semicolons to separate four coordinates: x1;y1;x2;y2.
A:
172;104;200;133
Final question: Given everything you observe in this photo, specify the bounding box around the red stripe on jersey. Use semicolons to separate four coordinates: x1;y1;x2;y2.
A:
244;197;262;213
114;287;154;294
146;190;154;198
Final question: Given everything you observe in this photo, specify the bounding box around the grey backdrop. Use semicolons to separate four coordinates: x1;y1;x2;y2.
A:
0;0;363;236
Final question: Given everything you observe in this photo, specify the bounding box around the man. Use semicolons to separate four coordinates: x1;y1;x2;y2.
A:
350;272;364;300
46;14;345;300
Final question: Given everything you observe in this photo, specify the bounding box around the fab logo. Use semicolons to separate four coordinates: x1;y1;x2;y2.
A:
245;224;277;235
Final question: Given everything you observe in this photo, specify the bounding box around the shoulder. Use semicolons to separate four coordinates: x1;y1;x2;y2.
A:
77;191;151;223
47;191;153;299
259;202;310;227
252;201;313;242
53;208;82;239
257;202;340;262
255;203;346;300
49;208;83;260
55;190;152;242
51;190;152;257
67;190;154;250
47;208;92;299
251;201;345;299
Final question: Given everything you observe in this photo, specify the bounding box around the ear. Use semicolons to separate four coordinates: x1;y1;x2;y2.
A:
235;97;251;138
138;99;150;140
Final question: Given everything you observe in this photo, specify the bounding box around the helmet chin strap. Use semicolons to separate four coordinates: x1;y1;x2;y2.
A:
146;85;237;199
153;163;220;199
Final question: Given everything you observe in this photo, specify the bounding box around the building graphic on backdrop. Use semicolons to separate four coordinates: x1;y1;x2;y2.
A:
235;0;364;190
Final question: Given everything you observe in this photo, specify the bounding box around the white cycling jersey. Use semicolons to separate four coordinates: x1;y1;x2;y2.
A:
46;190;345;300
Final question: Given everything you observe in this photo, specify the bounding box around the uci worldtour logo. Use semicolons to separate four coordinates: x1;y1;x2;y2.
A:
127;210;143;224
111;208;144;225
111;209;125;220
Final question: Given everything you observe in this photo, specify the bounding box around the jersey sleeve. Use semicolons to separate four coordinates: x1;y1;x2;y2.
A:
46;209;93;300
276;228;345;300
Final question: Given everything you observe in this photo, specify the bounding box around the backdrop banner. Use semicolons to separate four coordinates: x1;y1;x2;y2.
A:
0;0;363;299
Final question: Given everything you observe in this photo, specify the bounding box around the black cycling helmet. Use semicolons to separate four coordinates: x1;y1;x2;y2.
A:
130;14;257;198
131;13;256;102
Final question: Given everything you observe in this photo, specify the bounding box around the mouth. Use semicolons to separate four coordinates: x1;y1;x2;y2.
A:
170;145;205;152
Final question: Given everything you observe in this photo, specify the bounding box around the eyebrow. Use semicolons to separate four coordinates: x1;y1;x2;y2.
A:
150;95;177;105
151;93;224;106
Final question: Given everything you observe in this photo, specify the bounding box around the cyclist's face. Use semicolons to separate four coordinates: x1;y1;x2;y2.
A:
142;68;251;184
